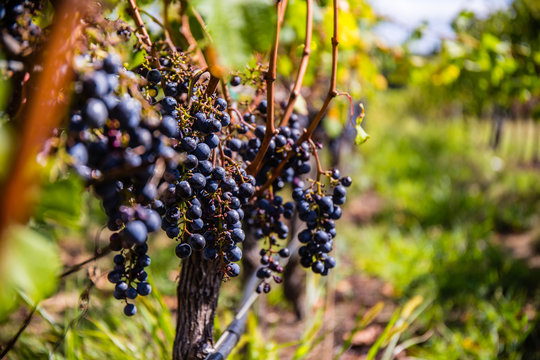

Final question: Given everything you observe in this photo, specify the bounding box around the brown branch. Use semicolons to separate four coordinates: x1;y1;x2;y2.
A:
246;0;285;176
258;0;340;194
278;0;289;24
0;0;84;246
221;78;232;106
127;0;152;49
0;306;36;359
280;0;313;127
60;246;111;278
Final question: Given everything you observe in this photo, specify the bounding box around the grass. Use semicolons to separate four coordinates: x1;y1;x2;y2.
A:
3;89;540;359
338;89;540;359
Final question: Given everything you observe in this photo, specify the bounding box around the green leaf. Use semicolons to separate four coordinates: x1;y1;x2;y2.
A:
0;226;61;320
194;0;274;70
127;49;146;70
355;104;370;145
34;174;84;229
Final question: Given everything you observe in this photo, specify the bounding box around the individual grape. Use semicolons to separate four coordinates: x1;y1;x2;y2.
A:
103;55;121;74
137;282;152;296
124;303;137;316
83;98;108;127
257;100;267;114
188;172;206;189
146;69;162;84
189;234;206;250
193;143;211;160
226;263;240;277
161;115;178;137
126;287;138;299
341;176;352;187
176;243;192;258
230;76;241;87
214;98;227;111
124;220;148;245
226;246;242;262
83;71;109;98
161;96;178;113
69;143;89;165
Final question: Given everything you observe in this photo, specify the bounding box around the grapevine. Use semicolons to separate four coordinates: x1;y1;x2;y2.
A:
0;0;352;357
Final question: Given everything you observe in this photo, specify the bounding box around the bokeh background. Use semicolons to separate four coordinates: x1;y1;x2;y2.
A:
1;0;540;359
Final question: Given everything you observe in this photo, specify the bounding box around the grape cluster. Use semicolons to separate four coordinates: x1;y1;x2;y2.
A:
235;112;308;190
293;171;351;276
244;195;293;291
61;45;352;314
66;56;174;316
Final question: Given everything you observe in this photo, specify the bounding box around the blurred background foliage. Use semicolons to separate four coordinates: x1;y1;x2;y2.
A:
2;0;540;359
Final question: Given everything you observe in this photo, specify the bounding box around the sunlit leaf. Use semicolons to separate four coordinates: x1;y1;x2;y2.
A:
355;104;369;145
0;226;61;320
34;174;84;229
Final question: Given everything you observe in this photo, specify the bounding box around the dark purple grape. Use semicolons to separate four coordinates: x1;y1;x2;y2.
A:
215;98;227;111
83;98;108;127
176;243;192;258
226;263;240;277
189;173;206;189
161;96;177;113
227;246;242;262
146;69;162;84
341;176;352;187
124;303;137;316
230;76;241;86
193;143;211;160
137;282;152;296
189;234;206;250
68;143;88;165
124;220;148;245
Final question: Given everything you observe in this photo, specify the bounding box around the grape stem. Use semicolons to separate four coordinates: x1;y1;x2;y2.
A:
280;0;313;128
308;138;324;182
230;107;256;130
257;0;340;195
246;0;287;176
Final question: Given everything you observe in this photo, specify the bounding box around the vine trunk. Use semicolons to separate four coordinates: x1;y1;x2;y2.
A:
173;251;223;360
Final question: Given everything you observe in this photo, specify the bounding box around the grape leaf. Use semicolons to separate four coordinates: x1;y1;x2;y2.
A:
355;104;369;145
0;226;61;320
